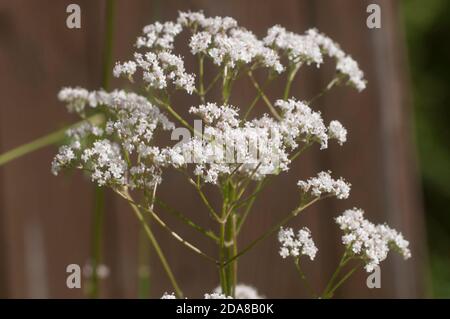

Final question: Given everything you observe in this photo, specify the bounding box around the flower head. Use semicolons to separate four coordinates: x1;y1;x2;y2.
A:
297;171;351;199
161;292;176;299
336;208;411;272
278;227;318;260
214;284;264;299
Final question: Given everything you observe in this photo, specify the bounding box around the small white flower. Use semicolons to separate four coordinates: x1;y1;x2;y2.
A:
278;227;318;260
115;51;195;94
214;284;264;299
58;87;90;113
336;208;411;272
161;292;176;299
275;98;329;149
204;292;233;299
265;26;366;91
51;145;76;176
328;120;347;145
189;31;212;54
113;61;137;79
336;56;366;91
81;140;127;187
297;171;351;199
136;21;182;51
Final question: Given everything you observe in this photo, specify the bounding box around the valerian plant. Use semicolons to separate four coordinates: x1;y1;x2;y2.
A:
52;11;411;299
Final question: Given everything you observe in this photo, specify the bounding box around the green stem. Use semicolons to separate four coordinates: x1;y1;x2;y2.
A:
223;196;323;267
325;261;362;298
196;176;222;222
88;186;105;298
138;225;151;298
289;142;312;162
219;220;228;295
153;97;195;133
124;190;183;298
0;113;104;167
102;0;115;90
230;214;238;296
204;71;222;94
243;77;272;120
116;190;217;263
234;143;311;235
235;180;265;234
247;71;281;120
198;55;205;103
89;0;116;298
225;217;233;295
222;67;230;104
283;64;300;100
154;198;219;243
321;248;352;298
308;76;341;105
0;127;67;166
294;258;316;298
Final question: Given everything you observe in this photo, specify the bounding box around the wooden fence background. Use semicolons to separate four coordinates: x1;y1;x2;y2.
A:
0;0;427;298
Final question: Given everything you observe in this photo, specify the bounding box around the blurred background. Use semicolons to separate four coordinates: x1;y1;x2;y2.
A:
0;0;448;298
401;0;450;298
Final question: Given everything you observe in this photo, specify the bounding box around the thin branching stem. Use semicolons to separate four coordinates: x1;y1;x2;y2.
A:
153;96;195;133
121;190;183;298
324;261;363;298
223;196;325;266
294;257;317;298
283;64;301;100
243;77;273;120
195;175;222;223
198;55;206;103
308;76;341;105
247;70;281;120
116;190;217;264
204;70;222;94
154;198;219;243
321;248;355;298
0;113;104;167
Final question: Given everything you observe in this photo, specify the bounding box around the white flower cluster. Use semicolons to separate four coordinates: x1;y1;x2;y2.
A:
328;120;347;146
114;51;195;94
58;87;123;114
55;13;362;189
278;227;318;261
336;208;411;272
336;56;366;92
178;11;238;34
264;27;366;91
173;102;290;184
161;292;176;299
53;88;180;188
264;26;323;66
160;292;231;299
161;284;262;299
275;99;329;150
51;146;76;175
57;87;91;113
173;98;348;184
136;21;182;50
214;284;263;299
180;11;283;73
297;171;351;200
80;140;127;186
204;292;233;299
189;102;240;129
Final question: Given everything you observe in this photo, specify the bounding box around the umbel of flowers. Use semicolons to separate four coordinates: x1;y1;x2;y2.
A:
53;11;410;299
